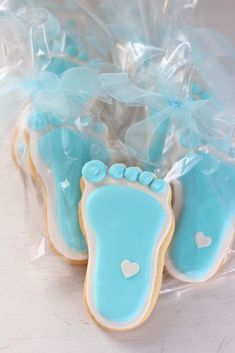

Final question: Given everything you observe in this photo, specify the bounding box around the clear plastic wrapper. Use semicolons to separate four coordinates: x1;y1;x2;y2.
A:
91;0;235;293
1;0;235;302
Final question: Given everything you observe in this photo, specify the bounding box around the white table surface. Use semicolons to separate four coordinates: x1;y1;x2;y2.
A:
1;1;235;352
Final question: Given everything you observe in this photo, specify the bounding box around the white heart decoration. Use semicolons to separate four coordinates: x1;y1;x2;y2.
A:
195;231;212;248
121;259;140;279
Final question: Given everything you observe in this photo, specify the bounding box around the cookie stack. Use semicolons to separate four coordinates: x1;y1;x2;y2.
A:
3;2;235;331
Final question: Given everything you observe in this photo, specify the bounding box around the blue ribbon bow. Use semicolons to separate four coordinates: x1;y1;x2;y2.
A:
99;27;235;165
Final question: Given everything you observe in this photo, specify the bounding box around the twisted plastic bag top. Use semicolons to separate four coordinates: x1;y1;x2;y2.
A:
90;0;235;172
1;0;235;174
0;2;116;137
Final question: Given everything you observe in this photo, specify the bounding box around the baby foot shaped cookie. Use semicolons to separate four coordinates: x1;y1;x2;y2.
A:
25;112;93;263
166;152;235;282
80;161;175;330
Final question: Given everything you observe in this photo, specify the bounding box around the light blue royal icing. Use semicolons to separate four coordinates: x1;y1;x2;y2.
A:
49;115;62;127
150;179;167;193
64;36;79;57
85;185;165;323
29;112;49;131
169;152;235;280
82;160;107;183
124;167;141;182
138;171;154;186
109;164;126;179
66;45;78;57
29;112;63;131
78;50;89;62
39;128;91;252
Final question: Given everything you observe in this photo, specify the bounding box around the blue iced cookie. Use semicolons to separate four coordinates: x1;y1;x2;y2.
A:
166;152;235;282
27;111;109;263
13;111;64;172
28;122;91;262
13;52;80;170
80;161;174;330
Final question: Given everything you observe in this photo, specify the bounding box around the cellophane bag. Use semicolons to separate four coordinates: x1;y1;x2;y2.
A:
1;0;235;295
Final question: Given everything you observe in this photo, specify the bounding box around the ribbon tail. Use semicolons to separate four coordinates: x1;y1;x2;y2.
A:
125;107;177;163
100;72;166;108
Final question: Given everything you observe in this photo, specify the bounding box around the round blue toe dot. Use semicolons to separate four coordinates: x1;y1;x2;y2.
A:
79;50;89;61
138;171;154;186
49;115;62;127
66;45;78;57
28;112;49;131
150;179;167;193
109;164;126;179
82;160;107;183
124;167;141;182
